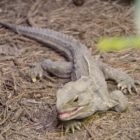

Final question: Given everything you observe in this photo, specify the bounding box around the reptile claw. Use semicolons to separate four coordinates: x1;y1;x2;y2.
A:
71;126;75;134
117;79;138;95
65;127;69;134
128;86;132;95
62;120;82;133
75;125;81;130
30;63;44;82
133;85;138;93
135;80;140;85
31;77;37;83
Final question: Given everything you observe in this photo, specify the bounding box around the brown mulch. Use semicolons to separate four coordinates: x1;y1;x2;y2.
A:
0;0;140;140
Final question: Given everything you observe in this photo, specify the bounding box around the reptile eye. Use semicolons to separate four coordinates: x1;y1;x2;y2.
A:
73;97;79;102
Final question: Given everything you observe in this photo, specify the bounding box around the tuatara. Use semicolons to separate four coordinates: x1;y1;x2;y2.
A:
0;22;138;133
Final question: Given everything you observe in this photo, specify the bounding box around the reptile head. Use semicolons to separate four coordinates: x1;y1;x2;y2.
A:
56;76;96;121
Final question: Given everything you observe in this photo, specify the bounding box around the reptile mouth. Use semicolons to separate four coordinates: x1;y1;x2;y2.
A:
58;106;84;120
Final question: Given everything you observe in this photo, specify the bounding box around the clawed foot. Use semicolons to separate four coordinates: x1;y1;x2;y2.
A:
30;63;44;82
60;120;82;133
117;78;139;95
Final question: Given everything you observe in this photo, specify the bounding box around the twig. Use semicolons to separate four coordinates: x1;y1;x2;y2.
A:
83;124;94;140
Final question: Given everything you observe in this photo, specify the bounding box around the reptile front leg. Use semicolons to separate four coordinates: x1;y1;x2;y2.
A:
99;62;139;94
61;120;82;133
30;59;73;81
41;59;73;78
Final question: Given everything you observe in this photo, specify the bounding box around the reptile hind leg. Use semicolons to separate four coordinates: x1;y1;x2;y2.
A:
30;59;73;81
110;90;128;112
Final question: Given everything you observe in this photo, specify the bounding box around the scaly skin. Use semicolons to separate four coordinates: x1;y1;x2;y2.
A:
0;22;138;133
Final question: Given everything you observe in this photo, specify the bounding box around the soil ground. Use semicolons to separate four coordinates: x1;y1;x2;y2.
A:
0;0;140;140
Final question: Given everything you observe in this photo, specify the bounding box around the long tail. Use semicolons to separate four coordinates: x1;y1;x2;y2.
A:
0;22;75;61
